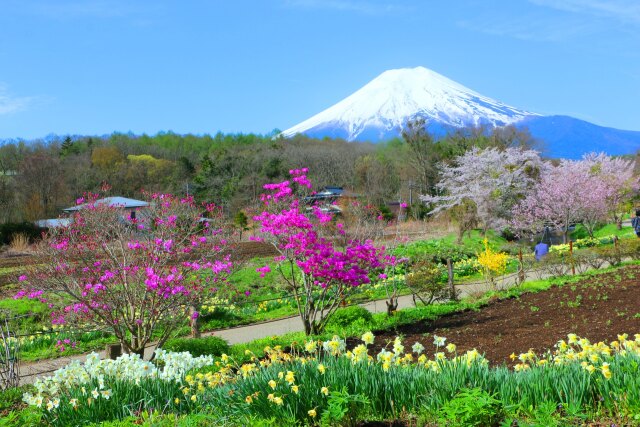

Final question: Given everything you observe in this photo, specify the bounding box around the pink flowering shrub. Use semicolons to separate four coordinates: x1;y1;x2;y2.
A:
253;169;391;335
16;193;233;357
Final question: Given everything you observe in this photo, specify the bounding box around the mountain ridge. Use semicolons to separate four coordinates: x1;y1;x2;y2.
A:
282;67;639;158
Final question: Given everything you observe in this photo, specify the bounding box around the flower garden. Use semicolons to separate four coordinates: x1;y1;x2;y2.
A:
16;326;640;426
1;162;639;426
0;261;637;426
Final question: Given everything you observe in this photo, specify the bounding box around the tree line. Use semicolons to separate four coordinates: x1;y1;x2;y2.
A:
0;125;637;228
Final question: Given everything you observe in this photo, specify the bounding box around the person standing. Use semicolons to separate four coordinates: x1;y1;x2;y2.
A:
632;209;640;238
534;241;549;261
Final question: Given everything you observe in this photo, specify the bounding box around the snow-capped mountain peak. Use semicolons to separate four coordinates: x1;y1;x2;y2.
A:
281;66;539;141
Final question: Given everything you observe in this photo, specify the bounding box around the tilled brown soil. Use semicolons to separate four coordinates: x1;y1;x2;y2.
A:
352;265;640;367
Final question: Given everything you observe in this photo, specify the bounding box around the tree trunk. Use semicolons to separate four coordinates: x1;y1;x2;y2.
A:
302;317;313;336
386;297;398;316
190;305;201;338
447;258;457;301
128;346;145;359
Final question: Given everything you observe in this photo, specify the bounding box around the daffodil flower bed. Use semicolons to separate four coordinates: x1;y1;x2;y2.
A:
22;349;217;425
549;235;620;253
24;331;640;426
206;333;640;425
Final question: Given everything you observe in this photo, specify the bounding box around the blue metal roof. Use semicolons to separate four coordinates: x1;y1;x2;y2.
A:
63;197;149;212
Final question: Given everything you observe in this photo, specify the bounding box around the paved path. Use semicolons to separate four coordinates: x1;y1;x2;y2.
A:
17;226;636;382
17;275;512;383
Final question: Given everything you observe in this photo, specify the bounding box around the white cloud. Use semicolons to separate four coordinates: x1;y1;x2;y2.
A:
0;84;37;115
457;17;593;42
528;0;640;25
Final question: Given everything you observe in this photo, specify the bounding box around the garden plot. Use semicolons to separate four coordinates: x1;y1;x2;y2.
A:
357;265;640;366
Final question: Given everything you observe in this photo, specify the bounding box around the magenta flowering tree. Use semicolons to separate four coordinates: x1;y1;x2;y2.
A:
16;193;233;357
253;169;390;335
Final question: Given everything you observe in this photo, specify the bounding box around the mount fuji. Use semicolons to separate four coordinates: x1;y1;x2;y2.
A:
281;67;640;158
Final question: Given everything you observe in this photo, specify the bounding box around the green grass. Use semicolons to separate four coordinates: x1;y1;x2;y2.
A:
0;298;49;332
571;223;636;240
228;257;286;296
0;265;27;274
0;297;48;316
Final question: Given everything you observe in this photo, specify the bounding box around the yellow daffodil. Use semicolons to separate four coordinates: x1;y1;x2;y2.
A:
285;371;295;384
304;340;317;353
362;331;375;345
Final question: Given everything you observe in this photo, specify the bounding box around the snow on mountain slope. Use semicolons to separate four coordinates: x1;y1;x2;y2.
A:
281;66;540;141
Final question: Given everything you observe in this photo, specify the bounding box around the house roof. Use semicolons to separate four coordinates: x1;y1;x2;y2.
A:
63;197;149;212
34;218;73;228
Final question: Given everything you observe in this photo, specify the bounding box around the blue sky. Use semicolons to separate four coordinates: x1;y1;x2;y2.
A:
0;0;639;139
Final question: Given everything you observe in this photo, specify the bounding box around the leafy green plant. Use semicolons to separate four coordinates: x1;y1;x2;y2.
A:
0;407;43;427
320;386;370;427
437;388;504;427
527;400;561;426
0;385;33;411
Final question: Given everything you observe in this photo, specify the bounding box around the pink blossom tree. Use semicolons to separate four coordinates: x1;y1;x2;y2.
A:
581;153;639;229
16;193;233;357
421;147;543;235
511;157;612;242
253;169;390;335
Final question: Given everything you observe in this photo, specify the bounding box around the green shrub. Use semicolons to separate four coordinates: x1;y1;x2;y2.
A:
593;245;623;266
406;258;451;304
377;204;394;221
325;306;373;333
618;238;640;260
162;335;230;357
